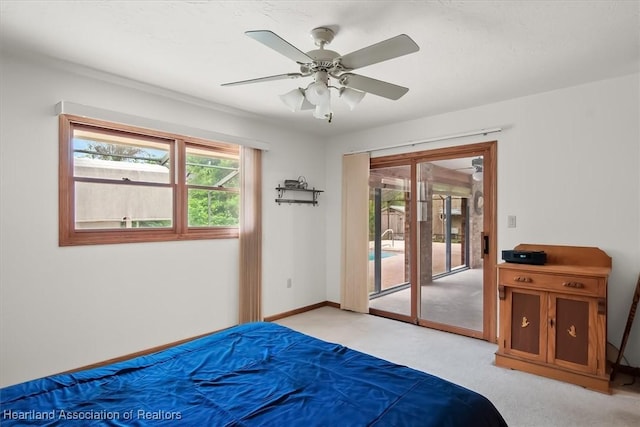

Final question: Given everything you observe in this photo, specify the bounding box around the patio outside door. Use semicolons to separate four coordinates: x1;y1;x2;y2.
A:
368;142;497;342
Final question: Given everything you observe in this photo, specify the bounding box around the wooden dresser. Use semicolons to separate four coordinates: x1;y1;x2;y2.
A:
495;244;611;393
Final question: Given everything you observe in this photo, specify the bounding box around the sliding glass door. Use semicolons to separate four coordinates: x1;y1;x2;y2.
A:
367;142;497;341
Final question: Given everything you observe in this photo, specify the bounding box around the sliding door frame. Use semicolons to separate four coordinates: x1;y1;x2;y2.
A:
369;141;497;342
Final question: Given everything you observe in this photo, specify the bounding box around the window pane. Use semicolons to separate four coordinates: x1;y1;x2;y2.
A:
75;182;172;230
73;129;171;183
186;147;239;188
188;189;239;227
60;115;243;245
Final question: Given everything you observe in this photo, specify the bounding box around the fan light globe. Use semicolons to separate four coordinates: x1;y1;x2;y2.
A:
339;88;366;110
313;102;332;120
279;88;306;112
305;81;330;106
279;88;314;112
313;89;332;119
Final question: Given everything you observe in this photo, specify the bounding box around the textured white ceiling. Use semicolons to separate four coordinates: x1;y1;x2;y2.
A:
1;1;638;137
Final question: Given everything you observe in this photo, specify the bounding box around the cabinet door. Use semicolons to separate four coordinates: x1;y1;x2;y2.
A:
548;293;598;374
503;288;547;362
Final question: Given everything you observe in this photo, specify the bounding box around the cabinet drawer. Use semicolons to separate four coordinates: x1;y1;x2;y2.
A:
499;270;601;296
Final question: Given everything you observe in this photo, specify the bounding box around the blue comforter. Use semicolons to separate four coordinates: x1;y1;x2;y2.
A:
1;322;507;426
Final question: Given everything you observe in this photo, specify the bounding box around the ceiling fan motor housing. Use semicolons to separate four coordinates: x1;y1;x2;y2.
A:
310;27;335;47
302;50;341;72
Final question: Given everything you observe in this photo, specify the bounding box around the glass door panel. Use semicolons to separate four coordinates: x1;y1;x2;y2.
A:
368;165;411;318
417;157;484;333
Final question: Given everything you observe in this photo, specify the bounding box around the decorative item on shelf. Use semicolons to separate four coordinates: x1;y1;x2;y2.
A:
276;177;323;206
284;176;308;189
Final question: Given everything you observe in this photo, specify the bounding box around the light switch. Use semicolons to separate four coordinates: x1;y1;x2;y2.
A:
507;215;517;228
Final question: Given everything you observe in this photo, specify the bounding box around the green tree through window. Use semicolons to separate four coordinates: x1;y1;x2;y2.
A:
186;151;239;227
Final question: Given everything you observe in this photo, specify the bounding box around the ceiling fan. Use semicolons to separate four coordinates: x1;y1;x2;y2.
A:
221;27;419;122
454;157;484;181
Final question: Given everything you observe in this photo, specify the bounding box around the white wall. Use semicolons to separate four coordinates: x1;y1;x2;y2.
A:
2;48;638;387
0;52;326;387
262;138;327;316
325;73;640;366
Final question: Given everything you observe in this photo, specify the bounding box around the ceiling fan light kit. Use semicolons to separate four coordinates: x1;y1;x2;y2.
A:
279;88;313;112
305;71;331;106
222;27;419;122
339;87;366;111
313;99;332;120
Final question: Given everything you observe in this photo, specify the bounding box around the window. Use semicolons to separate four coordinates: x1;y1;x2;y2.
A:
59;114;240;245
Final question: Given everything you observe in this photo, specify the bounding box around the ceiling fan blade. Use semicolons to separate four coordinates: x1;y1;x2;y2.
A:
339;73;409;100
339;34;419;70
245;30;313;64
221;73;303;87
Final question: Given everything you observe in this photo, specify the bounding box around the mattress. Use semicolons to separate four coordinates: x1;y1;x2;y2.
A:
1;322;507;426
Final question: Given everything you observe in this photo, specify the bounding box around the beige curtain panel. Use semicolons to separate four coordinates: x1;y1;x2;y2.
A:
341;152;370;313
239;147;262;323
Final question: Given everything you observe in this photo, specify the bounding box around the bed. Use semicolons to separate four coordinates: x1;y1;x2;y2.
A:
1;322;507;426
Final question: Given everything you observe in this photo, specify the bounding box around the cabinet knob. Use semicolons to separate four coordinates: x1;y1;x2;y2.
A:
514;276;532;283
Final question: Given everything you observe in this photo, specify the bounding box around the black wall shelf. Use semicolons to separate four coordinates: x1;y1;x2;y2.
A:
275;186;323;206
